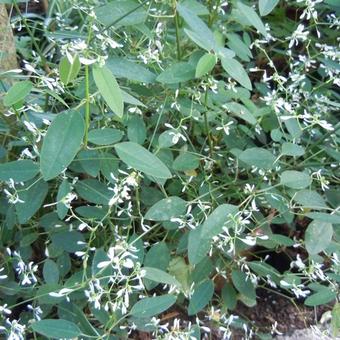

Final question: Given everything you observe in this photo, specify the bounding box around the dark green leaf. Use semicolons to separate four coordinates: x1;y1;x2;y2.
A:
88;128;123;145
188;280;214;315
0;160;39;182
40;111;85;180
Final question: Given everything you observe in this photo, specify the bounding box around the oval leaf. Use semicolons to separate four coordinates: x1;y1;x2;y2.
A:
93;65;124;118
145;196;186;221
221;57;252;90
114;142;172;179
280;170;311;189
305;221;333;255
3;81;33;107
130;295;176;318
188;280;214;315
40;111;85;180
31;319;81;339
0;160;39;182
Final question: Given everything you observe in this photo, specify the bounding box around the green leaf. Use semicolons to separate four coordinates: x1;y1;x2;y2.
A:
223;102;257;125
195;53;216;78
221;57;252;90
31;319;81;339
222;283;237;310
305;288;336;306
248;261;281;283
106;57;156;83
143;267;181;287
177;3;216;51
281;142;305;157
188;204;238;264
280;171;311;189
93;65;124;118
188;280;214;315
95;0;147;28
16;179;48;224
3;81;33;107
293;190;327;209
156;62;195;84
130;295;177;318
59;54;81;85
145;196;186;221
76;150;101;177
40;111;85;181
57;179;71;220
75;179;112;205
237;2;267;36
231;270;256;300
127;116;146;144
239;147;275;169
305;221;333;255
226;33;252;62
88;128;123;145
43;259;60;284
0;160;39;182
173;152;200;171
143;242;170;290
92;248;112;285
259;0;279;16
305;213;340;224
51;231;85;253
114;142;172;179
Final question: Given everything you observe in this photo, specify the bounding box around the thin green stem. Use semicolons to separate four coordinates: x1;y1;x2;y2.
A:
204;87;213;156
84;64;90;148
172;0;181;60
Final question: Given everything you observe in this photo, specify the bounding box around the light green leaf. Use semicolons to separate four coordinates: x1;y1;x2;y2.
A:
114;142;172;179
280;171;311;189
281;142;305;157
16;179;48;224
305;221;333;255
188;204;238;265
88;128;123;146
188;280;214;315
177;3;216;51
0;160;39;182
293;190;327;209
3;81;33;107
226;33;252;62
145;196;186;221
143;267;181;287
31;319;81;339
259;0;280;16
223;102;256;125
239;147;275;169
221;57;252;90
157;62;195;84
59;54;81;85
95;0;147;27
93;65;124;118
40;111;85;181
231;270;256;300
237;2;267;36
195;53;217;78
130;295;177;318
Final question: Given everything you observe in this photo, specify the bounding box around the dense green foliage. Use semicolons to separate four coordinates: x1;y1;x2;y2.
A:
0;0;339;338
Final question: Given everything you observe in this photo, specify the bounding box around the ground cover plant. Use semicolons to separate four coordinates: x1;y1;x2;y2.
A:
0;0;339;338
